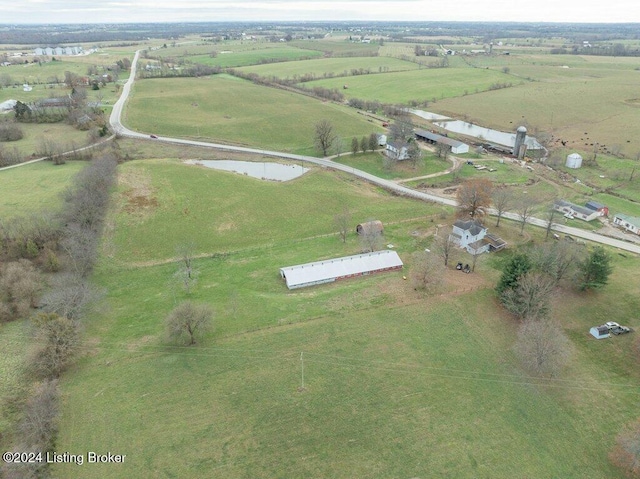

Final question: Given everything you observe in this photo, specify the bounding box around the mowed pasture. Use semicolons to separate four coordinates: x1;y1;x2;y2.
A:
107;159;435;263
0;160;86;218
430;56;640;157
124;75;381;154
301;67;513;104
49;158;640;478
190;46;323;68
236;56;420;80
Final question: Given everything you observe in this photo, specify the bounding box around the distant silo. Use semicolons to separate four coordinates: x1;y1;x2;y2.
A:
566;153;583;169
514;126;527;159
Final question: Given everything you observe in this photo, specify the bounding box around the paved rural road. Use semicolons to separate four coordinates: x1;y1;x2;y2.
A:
108;51;640;256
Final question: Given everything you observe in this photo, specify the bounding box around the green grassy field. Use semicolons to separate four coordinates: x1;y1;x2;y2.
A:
0;160;85;219
190;47;323;68
236;56;420;80
124;75;381;155
431;59;640;158
333;150;450;180
46;158;639;478
301;67;514;104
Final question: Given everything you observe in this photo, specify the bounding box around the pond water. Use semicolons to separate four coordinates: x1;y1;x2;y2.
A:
184;160;309;181
410;109;542;150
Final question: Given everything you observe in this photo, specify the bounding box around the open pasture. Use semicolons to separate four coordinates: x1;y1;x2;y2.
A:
289;39;380;57
0;121;93;159
0;160;86;219
432;68;640;157
125;75;380;154
190;46;323;68
108;158;435;264
236;56;420;80
300;67;513;104
50;157;639;479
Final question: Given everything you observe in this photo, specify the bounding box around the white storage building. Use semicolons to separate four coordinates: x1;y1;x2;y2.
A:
280;250;403;290
566;153;583;169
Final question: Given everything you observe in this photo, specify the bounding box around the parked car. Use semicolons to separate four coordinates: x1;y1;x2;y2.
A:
605;321;620;330
611;326;631;335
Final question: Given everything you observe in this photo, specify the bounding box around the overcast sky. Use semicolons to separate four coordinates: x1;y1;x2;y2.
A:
2;0;639;24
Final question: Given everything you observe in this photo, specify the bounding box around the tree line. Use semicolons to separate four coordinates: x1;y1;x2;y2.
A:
1;152;118;479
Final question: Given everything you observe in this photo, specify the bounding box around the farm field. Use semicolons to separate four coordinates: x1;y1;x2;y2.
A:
0;160;85;218
46;157;639;479
236;56;420;80
300;67;513;104
124;75;381;155
431;64;640;158
189;46;323;68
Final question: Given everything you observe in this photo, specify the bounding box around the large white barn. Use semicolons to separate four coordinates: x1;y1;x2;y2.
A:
280;250;403;289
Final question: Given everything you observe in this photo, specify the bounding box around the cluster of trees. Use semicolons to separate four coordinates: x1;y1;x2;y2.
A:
496;243;613;377
13;86;107;135
1;153;117;478
0;122;24;142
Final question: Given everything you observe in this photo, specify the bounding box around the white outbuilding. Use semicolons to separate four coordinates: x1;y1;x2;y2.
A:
279;250;403;289
590;325;610;339
566;153;583;169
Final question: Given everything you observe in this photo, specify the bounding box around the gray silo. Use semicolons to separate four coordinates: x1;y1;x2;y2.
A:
513;126;527;159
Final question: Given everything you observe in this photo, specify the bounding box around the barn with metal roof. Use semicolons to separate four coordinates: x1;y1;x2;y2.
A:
415;129;469;154
279;250;403;290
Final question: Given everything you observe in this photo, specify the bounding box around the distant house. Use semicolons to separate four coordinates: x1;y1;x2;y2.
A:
385;141;409;160
590;325;610;339
553;200;600;222
585;201;608;217
415;129;469;154
613;213;640;235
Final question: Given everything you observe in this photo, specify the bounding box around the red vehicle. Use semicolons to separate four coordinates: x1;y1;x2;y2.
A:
382;122;389;127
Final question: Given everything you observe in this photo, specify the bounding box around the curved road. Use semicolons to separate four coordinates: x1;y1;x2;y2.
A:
110;51;640;255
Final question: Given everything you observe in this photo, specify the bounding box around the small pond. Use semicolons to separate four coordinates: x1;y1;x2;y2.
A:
184;160;309;181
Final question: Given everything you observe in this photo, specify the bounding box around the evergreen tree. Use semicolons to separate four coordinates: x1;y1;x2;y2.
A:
578;246;612;291
496;252;531;296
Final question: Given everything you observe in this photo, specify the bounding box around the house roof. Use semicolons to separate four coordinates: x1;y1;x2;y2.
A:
484;233;507;250
453;219;486;236
614;213;640;229
280;250;403;289
585;201;606;211
554;199;595;217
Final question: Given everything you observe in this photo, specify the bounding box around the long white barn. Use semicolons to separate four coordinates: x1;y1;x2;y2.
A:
280;250;403;289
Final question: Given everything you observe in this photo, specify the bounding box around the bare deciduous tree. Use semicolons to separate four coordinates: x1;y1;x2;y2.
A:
433;232;455;267
501;272;556;321
514;318;571;377
174;242;198;295
389;116;413;142
314;119;336;157
359;227;383;253
491;187;514;227
334;208;351;243
41;273;101;321
456;178;493;220
411;251;445;293
515;194;537;235
29;313;80;378
529;241;583;285
0;260;41;322
165;301;213;345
